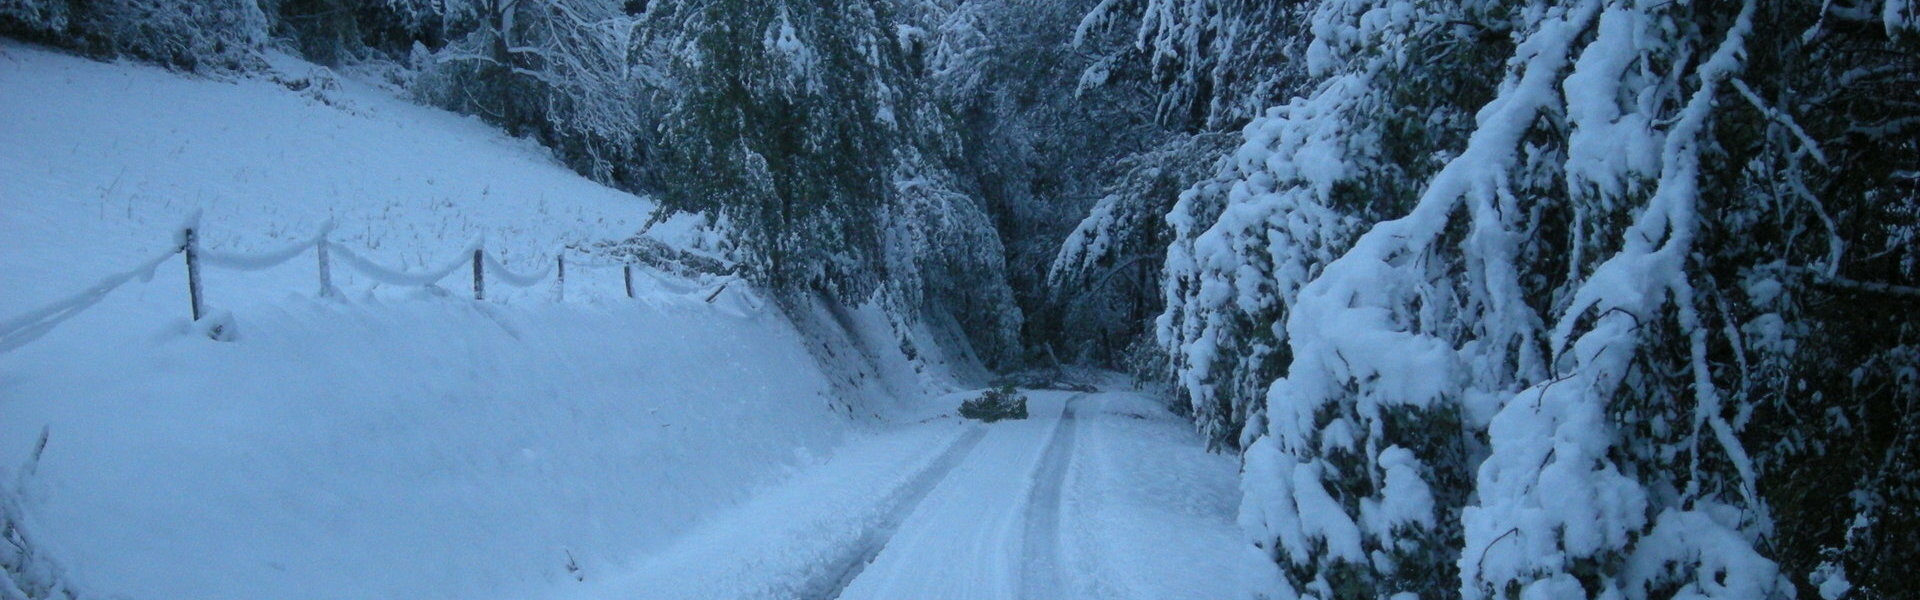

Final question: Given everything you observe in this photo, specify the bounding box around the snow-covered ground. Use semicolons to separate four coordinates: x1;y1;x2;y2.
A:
0;41;871;600
0;41;1244;600
0;41;688;314
562;389;1245;600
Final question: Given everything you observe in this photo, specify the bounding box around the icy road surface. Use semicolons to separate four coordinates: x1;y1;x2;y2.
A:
560;390;1245;600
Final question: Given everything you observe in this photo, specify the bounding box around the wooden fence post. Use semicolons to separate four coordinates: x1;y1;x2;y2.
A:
183;227;204;321
473;248;485;300
316;239;333;298
623;264;634;299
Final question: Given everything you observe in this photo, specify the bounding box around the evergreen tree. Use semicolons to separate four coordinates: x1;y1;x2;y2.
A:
639;0;890;296
1134;0;1916;598
922;0;1170;365
637;0;1023;365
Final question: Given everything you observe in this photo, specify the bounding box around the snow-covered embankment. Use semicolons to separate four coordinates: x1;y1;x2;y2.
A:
0;41;935;600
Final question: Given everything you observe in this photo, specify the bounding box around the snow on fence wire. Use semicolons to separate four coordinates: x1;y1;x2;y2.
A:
0;213;698;354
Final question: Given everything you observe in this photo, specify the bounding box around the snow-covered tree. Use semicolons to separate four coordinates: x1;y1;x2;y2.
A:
413;0;643;185
1073;0;1295;129
636;0;1023;365
267;0;446;66
1140;0;1915;598
637;0;899;295
914;0;1170;365
1049;130;1232;378
2;0;268;71
1691;2;1919;596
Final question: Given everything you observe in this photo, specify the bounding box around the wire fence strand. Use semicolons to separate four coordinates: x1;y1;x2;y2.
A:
0;221;740;355
0;246;185;353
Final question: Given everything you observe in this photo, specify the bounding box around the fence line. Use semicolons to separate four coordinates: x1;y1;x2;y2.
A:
0;246;183;354
0;220;729;354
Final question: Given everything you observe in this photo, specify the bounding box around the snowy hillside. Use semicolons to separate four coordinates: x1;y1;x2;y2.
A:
0;42;938;600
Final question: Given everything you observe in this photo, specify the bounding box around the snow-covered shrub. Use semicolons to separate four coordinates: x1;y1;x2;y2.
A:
1;431;79;600
265;0;444;66
1;0;267;71
1155;0;1514;464
0;0;67;35
1231;1;1559;595
1700;2;1920;596
959;385;1029;422
2;490;79;600
1466;2;1917;598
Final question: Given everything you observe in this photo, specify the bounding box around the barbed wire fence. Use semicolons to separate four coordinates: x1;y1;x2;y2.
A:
0;213;738;354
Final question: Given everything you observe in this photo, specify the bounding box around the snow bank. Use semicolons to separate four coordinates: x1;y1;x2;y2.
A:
1;295;849;600
1061;392;1243;599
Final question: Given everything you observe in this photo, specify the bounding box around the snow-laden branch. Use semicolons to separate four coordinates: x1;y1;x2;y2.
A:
1729;78;1829;167
1470;2;1781;598
1780;264;1920;298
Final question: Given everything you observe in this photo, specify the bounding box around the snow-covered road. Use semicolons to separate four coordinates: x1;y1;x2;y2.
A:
560;389;1245;600
832;394;1081;600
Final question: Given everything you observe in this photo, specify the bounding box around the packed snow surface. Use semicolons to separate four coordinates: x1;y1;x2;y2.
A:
561;390;1244;600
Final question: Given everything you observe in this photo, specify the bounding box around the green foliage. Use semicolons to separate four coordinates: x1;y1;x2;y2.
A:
928;0;1171;367
959;385;1029;422
636;0;1024;366
1707;4;1920;595
640;0;894;296
1044;131;1235;369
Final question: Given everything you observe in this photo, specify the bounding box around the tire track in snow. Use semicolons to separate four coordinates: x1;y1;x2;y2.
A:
1021;395;1081;600
802;423;990;600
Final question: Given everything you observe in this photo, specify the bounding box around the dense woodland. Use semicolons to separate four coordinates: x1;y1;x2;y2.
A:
4;0;1915;598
